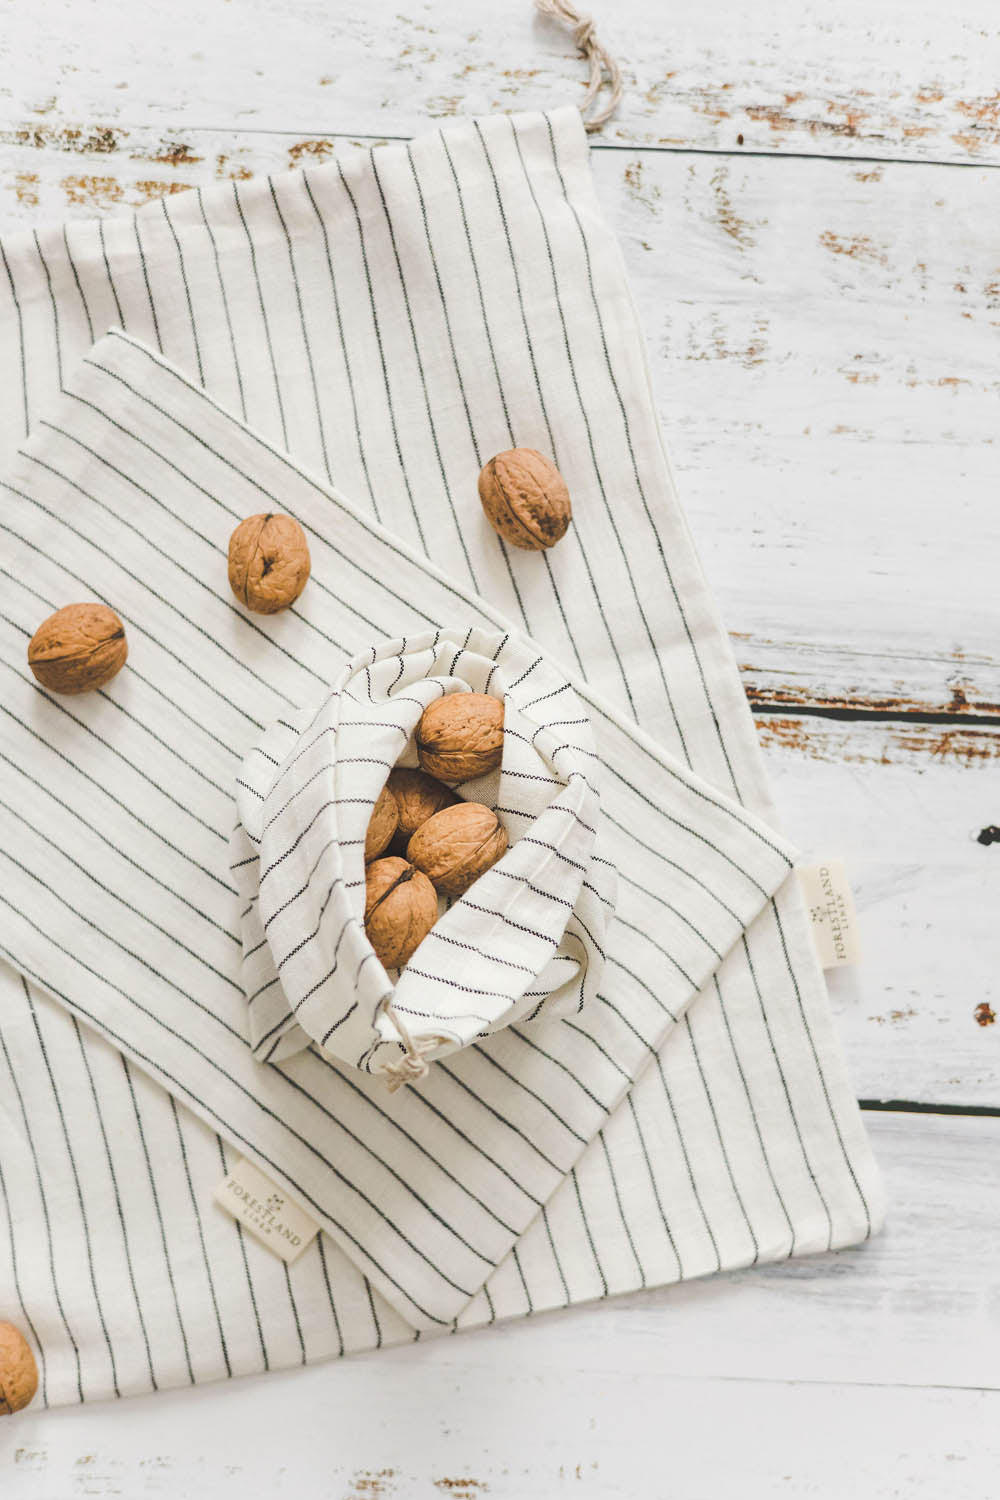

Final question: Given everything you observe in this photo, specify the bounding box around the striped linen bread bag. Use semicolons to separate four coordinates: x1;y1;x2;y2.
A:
0;105;882;1405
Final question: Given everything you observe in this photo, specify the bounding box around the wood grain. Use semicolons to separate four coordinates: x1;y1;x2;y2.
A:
762;730;999;1105
609;146;999;1104
7;1386;996;1499
3;1115;996;1498
2;0;999;169
1;0;997;1486
613;155;998;692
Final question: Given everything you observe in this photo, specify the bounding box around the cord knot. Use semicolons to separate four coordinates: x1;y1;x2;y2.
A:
382;1047;432;1093
534;0;623;133
380;1004;439;1092
572;15;595;49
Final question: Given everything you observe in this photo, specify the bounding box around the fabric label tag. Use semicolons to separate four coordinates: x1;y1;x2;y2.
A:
214;1157;320;1264
796;858;861;968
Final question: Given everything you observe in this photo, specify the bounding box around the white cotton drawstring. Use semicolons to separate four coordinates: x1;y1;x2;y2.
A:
534;0;624;132
380;1005;439;1092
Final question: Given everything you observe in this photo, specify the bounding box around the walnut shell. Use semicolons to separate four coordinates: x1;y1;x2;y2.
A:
407;801;508;897
386;767;460;840
416;694;504;783
0;1322;38;1416
364;857;438;970
27;602;127;695
228;512;311;614
478;448;572;551
365;786;399;862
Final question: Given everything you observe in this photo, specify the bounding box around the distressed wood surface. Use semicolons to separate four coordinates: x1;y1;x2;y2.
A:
9;1392;996;1500
762;730;999;1104
1;3;998;1488
2;1115;997;1497
2;0;1000;169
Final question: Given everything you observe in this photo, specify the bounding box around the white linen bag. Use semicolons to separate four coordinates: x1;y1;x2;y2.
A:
0;105;883;1406
232;626;618;1074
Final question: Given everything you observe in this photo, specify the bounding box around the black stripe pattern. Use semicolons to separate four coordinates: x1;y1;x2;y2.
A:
233;627;615;1072
0;104;883;1405
0;324;799;1329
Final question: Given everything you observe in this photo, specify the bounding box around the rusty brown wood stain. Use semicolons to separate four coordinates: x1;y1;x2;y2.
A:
347;1470;396;1498
288;139;337;166
60;173;123;208
818;229;888;265
744;102;870;140
953;92;1000;144
59;173;194;209
756;714;1000;766
13;172;38;205
133;140;203;166
622;158;662;214
1;121;124;154
215;154;253;180
133;178;193;201
745;680;1000;723
710;163;754;248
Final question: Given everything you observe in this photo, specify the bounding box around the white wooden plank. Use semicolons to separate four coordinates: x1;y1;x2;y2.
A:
599;149;999;1104
4;1382;996;1499
740;635;998;724
3;1114;996;1497
578;146;1000;1102
2;0;999;167
761;734;999;1104
612;153;999;695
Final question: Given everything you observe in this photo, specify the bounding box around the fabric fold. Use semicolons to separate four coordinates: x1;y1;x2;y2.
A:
0;104;882;1403
231;627;618;1072
0;327;797;1330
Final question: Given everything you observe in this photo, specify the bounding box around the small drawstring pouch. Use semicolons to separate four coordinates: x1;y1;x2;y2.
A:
231;627;617;1083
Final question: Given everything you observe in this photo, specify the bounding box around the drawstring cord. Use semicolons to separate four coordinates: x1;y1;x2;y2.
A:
380;1004;439;1092
534;0;624;133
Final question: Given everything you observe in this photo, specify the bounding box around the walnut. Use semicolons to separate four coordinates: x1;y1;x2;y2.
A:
364;857;438;969
407;801;508;897
386;767;459;841
478;448;572;550
416;694;504;783
365;786;399;862
27;602;127;695
0;1322;38;1416
228;512;311;614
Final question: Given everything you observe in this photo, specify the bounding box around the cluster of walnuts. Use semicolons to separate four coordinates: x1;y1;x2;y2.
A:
363;693;508;972
25;449;571;697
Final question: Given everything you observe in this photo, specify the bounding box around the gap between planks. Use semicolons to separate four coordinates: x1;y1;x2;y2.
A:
752;701;1000;729
859;1098;1000;1118
8;120;1000;173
